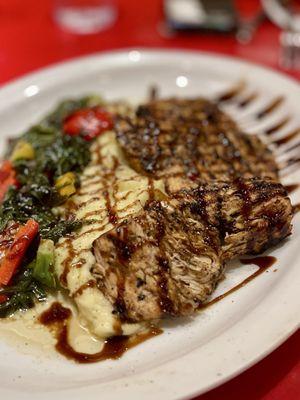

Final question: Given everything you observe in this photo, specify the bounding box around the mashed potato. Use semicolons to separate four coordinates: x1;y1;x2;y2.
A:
54;130;165;338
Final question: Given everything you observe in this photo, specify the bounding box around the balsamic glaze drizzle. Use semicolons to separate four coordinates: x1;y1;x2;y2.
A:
216;83;245;103
271;128;300;147
265;116;290;135
280;143;300;158
199;256;277;310
256;97;284;120
238;92;258;108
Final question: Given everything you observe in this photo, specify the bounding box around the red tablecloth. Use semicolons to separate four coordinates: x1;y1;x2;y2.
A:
0;0;299;398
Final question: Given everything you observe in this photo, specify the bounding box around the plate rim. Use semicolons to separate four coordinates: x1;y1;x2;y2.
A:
1;46;300;94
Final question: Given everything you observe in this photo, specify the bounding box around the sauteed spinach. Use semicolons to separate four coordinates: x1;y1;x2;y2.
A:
0;96;102;316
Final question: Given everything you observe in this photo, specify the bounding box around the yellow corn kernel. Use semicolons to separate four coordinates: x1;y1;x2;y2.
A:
11;140;35;161
55;172;76;197
59;184;76;197
55;172;76;188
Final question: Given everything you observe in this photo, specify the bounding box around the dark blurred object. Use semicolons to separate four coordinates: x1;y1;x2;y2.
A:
164;0;238;33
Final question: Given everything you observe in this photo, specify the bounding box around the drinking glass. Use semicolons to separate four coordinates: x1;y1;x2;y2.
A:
54;0;118;34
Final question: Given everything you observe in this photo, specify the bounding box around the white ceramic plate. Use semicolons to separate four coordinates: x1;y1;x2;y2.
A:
0;50;299;400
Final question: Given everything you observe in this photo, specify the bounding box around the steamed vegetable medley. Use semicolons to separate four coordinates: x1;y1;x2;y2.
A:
0;96;113;317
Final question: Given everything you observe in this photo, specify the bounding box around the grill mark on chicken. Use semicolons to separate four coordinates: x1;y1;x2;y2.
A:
216;193;226;246
235;177;259;254
234;177;252;218
92;178;292;322
153;206;175;315
106;227;133;318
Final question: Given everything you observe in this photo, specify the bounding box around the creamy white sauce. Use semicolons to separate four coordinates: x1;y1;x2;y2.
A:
0;300;55;356
0;293;106;357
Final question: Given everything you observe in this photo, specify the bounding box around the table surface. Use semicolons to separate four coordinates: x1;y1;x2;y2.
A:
0;0;299;399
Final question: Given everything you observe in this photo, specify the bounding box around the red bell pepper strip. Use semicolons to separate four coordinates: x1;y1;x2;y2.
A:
0;160;18;203
63;107;114;141
0;219;39;286
0;294;7;303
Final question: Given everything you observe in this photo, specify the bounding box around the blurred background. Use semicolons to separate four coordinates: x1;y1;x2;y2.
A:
0;0;299;399
1;0;300;84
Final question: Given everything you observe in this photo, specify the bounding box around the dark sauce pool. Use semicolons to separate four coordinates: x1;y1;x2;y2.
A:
39;302;162;363
56;325;162;364
39;302;71;325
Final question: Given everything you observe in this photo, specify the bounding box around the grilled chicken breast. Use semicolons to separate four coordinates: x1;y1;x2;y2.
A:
92;178;292;322
115;98;278;193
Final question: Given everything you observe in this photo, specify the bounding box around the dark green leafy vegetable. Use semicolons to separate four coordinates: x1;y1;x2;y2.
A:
1;105;91;237
0;96;101;317
22;125;57;150
39;133;91;179
0;185;83;242
0;266;46;318
17;132;90;181
0;186;59;236
43;218;83;243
